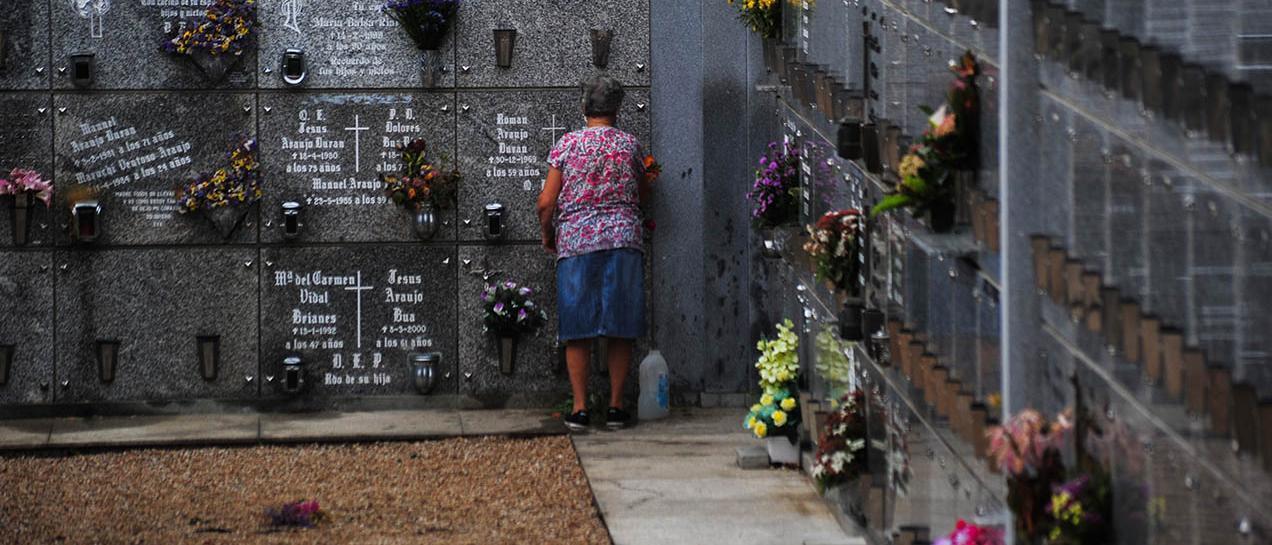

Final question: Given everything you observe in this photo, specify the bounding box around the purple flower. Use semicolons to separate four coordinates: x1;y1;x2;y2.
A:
493;302;506;314
517;309;528;322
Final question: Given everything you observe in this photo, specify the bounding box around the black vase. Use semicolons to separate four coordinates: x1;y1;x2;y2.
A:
10;192;32;246
839;300;865;341
926;201;956;233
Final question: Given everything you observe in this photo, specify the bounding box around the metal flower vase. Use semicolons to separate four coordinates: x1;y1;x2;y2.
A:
590;29;614;68
413;201;440;240
498;336;518;375
189;49;242;83
410;352;440;394
202;205;249;240
420;49;445;88
10;192;33;246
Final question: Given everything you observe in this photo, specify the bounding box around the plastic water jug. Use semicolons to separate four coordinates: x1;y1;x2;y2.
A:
638;350;670;420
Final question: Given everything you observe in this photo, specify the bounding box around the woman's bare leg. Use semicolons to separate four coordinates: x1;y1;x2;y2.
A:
566;340;592;412
606;338;633;409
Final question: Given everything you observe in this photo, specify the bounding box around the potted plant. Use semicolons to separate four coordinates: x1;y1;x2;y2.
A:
176;137;262;239
744;319;802;464
871;52;979;233
749;141;801;257
804;209;866;340
0;168;52;246
382;0;460;88
482;280;548;375
380;138;460;240
160;0;257;82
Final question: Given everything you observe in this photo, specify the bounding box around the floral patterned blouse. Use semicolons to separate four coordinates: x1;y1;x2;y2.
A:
547;126;646;260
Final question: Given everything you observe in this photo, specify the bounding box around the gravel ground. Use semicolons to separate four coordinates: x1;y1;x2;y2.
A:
0;436;610;545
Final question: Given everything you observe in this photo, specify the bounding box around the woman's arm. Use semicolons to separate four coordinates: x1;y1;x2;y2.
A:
537;167;564;253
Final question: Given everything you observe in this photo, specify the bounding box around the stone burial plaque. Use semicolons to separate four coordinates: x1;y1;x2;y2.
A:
0;0;52;90
0;94;55;248
1143;161;1189;325
1188;190;1238;368
259;92;457;243
455;89;650;242
454;0;650;89
260;246;459;398
456;245;562;401
1068;115;1108;263
257;0;455;90
1106;148;1146;293
55;248;259;403
51;0;256;89
53;92;257;246
0;251;54;405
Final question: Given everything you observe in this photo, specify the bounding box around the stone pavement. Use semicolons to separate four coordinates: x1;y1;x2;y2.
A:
573;408;864;545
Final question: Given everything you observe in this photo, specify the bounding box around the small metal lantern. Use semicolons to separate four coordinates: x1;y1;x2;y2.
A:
494;29;517;68
282;354;304;394
0;344;14;386
281;201;303;240
71;200;102;243
483;202;506;241
409;351;440;395
282;49;306;86
96;340;120;384
590;29;614;68
870;324;891;366
70;52;95;87
196;336;219;381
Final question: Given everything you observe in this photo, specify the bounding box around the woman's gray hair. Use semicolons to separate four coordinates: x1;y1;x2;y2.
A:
581;75;624;118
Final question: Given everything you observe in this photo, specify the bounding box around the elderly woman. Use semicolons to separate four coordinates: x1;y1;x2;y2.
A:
538;76;652;432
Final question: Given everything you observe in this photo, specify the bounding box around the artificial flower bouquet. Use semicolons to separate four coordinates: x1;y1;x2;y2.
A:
481;280;548;338
161;0;257;58
871;51;979;223
264;499;326;529
935;519;1004;545
744;319;800;440
383;0;461;50
176;138;262;213
743;383;800;440
810;390;870;492
0;168;53;207
748;141;801;228
803;209;865;297
380;138;460;211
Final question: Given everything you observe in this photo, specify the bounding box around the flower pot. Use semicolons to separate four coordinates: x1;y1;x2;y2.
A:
765;435;800;466
412;201;439;240
10;192;32;246
202;206;248;239
925;201;956;233
590;29;614;68
839;300;865;341
419;49;446;88
498;336;517;375
410;352;440;394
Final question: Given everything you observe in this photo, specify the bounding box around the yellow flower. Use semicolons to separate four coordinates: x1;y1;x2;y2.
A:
746;416;757;429
760;393;774;406
754;422;768;438
899;153;926;179
772;410;788;427
751;404;762;413
780;397;797;411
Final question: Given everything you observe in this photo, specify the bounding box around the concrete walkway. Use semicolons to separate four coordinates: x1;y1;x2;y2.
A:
573;409;863;545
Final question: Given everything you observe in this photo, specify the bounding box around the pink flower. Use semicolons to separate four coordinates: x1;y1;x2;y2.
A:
4;168;53;207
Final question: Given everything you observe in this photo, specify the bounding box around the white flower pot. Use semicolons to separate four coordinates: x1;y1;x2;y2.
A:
765;436;800;466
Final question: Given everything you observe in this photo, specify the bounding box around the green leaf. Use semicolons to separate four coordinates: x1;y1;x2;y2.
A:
917;105;935;116
870;194;913;217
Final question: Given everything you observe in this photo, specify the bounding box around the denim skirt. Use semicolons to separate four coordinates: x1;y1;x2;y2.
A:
556;248;646;341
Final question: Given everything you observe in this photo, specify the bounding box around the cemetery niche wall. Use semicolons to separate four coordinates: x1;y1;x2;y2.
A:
0;0;652;410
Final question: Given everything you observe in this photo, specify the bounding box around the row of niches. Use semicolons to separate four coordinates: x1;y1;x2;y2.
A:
0;0;650;90
0;89;650;247
0;243;615;407
1033;0;1272;169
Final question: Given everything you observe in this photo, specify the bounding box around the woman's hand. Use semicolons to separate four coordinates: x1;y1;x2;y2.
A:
541;227;557;254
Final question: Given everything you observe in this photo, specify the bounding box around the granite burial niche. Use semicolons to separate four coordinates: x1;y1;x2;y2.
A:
0;0;654;411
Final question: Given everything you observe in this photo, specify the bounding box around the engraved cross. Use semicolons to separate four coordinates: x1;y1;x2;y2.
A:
344;115;370;173
343;271;374;349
